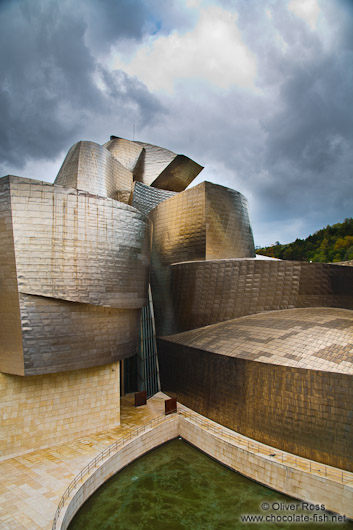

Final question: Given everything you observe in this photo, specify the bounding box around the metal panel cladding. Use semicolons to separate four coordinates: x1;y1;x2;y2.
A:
55;141;133;201
9;177;151;309
0;175;151;375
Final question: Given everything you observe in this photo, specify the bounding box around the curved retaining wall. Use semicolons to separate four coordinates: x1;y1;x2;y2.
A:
56;411;353;530
58;417;179;530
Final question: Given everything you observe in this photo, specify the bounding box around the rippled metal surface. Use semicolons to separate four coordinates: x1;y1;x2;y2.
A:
169;259;353;332
158;307;353;472
131;181;176;217
149;181;256;335
0;175;151;375
55;141;133;201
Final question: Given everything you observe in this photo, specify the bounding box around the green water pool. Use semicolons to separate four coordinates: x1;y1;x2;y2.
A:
68;438;353;530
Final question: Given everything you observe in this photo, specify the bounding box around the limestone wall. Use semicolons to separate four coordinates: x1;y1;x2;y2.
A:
0;362;120;459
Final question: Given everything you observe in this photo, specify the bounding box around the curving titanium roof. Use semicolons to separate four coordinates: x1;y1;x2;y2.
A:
162;307;353;374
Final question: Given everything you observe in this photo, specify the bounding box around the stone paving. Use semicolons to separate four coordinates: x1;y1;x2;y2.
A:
0;392;168;530
1;391;353;529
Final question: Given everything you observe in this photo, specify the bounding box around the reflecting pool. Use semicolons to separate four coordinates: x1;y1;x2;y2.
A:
68;439;353;530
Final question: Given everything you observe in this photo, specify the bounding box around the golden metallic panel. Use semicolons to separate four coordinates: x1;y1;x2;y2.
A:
169;259;353;333
133;141;177;185
150;183;207;266
149;182;256;335
105;136;203;191
7;176;151;309
0;177;24;375
158;307;353;471
163;307;353;373
104;136;144;172
151;154;203;192
205;182;255;259
19;294;140;376
55;141;133;199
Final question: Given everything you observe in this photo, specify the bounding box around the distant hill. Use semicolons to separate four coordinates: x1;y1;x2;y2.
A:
257;218;353;263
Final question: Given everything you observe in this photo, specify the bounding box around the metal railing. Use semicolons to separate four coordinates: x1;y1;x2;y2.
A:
52;413;176;530
177;407;353;486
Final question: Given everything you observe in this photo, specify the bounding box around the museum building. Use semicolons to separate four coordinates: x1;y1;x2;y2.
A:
1;134;353;478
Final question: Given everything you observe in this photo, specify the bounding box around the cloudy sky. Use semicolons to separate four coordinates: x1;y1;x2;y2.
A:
1;0;352;246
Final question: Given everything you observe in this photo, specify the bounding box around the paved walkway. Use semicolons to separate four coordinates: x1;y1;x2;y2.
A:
0;392;168;530
2;393;352;529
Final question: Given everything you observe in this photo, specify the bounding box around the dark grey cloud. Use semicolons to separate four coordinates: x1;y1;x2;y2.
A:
144;0;353;244
1;0;352;246
0;0;166;172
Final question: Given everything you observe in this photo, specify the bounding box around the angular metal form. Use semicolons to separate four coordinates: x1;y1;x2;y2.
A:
133;140;178;185
55;141;133;201
131;181;176;217
168;259;353;332
105;136;203;191
148;154;204;192
150;181;255;265
104;136;144;172
149;181;255;335
19;294;141;375
0;176;151;375
158;307;353;471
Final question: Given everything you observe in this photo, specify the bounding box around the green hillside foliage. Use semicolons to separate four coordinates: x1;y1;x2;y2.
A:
257;218;353;263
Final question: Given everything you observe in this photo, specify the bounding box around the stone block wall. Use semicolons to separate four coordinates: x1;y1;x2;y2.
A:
0;362;120;459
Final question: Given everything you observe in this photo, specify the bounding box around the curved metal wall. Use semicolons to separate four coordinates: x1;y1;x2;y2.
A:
10;179;151;309
0;176;151;375
55;141;133;201
20;294;141;375
158;307;353;471
169;259;353;333
149;182;256;335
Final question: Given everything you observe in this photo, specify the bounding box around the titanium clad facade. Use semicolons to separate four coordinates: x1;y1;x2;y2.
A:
104;137;144;172
158;308;353;471
205;182;255;259
169;259;353;332
0;176;151;375
55;141;133;201
133;141;178;185
8;177;151;308
151;154;204;192
105;136;203;191
131;181;176;217
19;294;140;375
0;177;24;375
150;182;256;335
150;182;255;267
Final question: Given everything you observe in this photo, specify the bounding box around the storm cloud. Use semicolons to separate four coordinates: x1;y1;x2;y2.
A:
1;0;352;245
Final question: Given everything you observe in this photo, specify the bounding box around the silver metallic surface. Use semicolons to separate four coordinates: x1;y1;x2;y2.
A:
7;176;151;309
0;175;151;375
55;141;133;201
105;136;203;191
20;293;140;375
168;259;353;332
133;141;178;186
131;181;176;216
104;137;144;173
